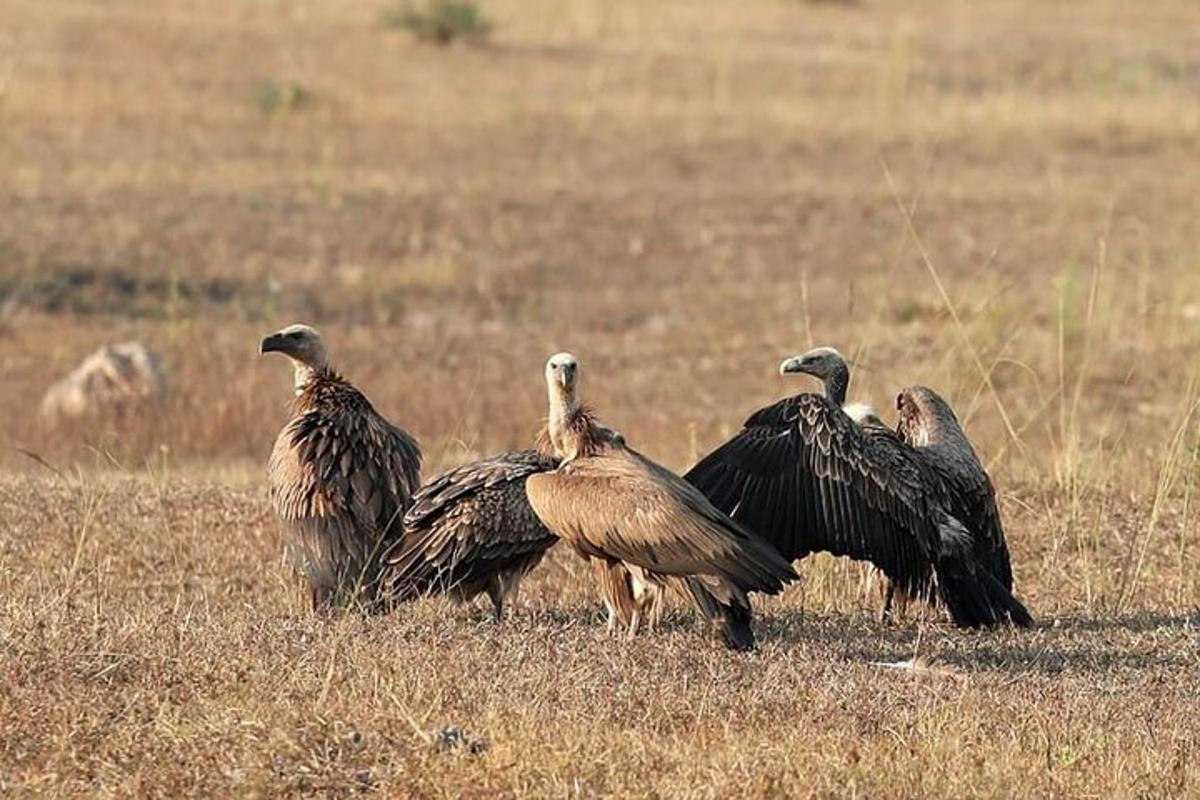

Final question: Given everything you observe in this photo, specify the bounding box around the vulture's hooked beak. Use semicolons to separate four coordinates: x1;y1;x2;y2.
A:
779;356;807;376
556;369;573;390
260;333;285;355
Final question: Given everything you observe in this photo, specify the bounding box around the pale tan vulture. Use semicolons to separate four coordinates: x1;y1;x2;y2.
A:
379;449;560;620
524;353;797;650
261;323;421;613
685;354;1031;629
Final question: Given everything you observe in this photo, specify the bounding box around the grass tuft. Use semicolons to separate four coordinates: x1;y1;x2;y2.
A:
384;0;492;45
254;79;312;116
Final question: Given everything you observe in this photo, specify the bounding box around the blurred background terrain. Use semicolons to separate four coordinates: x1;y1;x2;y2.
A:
2;0;1199;795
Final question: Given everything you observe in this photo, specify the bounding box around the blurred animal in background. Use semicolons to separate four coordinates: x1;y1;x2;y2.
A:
261;323;422;614
40;341;168;424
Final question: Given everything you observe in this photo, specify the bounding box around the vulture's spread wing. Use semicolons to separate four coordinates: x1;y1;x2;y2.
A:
684;393;941;596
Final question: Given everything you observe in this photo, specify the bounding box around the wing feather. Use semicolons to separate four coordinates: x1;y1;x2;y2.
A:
525;445;795;594
383;450;559;599
267;375;422;606
685;394;942;593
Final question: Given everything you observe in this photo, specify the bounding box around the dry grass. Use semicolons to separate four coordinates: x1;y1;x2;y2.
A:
2;0;1199;795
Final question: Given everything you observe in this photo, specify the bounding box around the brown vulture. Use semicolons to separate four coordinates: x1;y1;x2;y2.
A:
261;323;422;613
684;355;1031;629
379;449;560;620
896;385;1015;592
524;352;797;650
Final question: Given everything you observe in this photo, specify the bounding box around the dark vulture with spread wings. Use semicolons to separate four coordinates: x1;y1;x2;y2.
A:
380;449;560;620
262;324;422;613
685;384;1031;629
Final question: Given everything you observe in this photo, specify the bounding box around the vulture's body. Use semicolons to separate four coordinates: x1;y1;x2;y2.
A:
897;386;1014;591
263;325;421;613
777;347;926;620
381;449;559;618
685;384;1031;629
526;353;797;650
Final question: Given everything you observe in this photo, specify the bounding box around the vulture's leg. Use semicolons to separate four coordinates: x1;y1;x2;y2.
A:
499;570;524;620
628;570;653;636
879;580;896;624
645;585;664;632
311;586;336;616
893;587;910;623
626;608;642;641
879;580;910;626
485;579;505;624
605;603;620;635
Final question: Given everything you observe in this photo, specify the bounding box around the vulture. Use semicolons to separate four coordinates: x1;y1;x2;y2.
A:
379;449;560;620
684;355;1031;629
524;353;797;650
772;346;1019;621
896;385;1015;591
778;346;852;406
777;347;918;619
261;323;422;613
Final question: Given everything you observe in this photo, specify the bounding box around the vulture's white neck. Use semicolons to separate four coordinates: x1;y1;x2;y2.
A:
547;384;579;457
291;358;328;394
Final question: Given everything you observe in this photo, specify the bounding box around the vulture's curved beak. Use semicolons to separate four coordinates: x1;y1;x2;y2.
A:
779;356;807;376
260;334;285;355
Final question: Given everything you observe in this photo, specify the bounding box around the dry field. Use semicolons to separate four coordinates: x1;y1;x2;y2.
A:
2;0;1200;796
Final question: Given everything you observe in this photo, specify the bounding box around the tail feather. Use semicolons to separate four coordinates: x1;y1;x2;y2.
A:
675;577;756;651
935;515;1033;628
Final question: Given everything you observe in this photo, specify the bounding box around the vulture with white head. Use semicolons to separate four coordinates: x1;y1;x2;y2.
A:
261;323;421;613
684;354;1031;629
524;353;797;650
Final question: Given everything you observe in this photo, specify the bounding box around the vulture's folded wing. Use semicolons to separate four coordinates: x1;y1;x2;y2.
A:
383;450;559;598
927;454;1014;591
279;403;420;534
526;446;795;594
266;375;422;606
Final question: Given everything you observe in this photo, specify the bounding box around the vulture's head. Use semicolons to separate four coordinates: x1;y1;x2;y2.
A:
779;346;847;381
896;385;959;445
260;323;329;370
545;352;580;397
843;402;887;429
